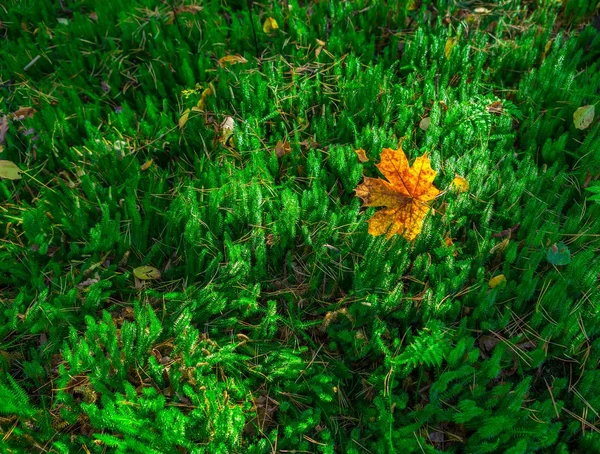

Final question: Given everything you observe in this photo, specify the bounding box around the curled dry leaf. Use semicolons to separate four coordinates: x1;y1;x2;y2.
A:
0;160;22;180
573;105;595;130
489;274;506;289
179;108;190;129
262;17;279;34
355;144;440;241
354;147;369;163
88;11;98;21
315;39;326;57
486;101;503;115
219;116;235;144
451;175;469;193
193;84;214;111
12;107;36;121
218;54;248;67
133;266;161;280
167;5;203;24
275;140;291;158
0;115;8;145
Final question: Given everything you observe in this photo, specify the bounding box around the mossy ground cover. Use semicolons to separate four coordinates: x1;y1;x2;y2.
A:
1;1;600;452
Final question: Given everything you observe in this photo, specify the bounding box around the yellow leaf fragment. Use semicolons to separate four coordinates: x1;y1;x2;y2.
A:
262;17;279;34
451;175;469;193
354;147;369;163
218;54;248;67
315;39;326;57
179;108;191;129
444;37;457;59
133;266;161;280
573;105;595;130
355;145;440;241
141;159;153;171
196;84;214;111
489;274;506;289
0;160;22;180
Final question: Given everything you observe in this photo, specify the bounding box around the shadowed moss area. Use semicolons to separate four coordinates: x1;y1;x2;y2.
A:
1;1;600;452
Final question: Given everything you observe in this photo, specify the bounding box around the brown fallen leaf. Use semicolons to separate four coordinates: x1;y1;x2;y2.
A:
218;55;248;67
486;101;503;115
354;147;369;163
315;39;326;57
355;144;440;240
167;4;203;24
12;107;36;121
275;140;291;158
0;116;7;145
88;11;98;21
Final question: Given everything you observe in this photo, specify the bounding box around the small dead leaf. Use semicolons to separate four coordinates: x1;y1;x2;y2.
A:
57;18;70;25
218;55;248;67
419;117;431;131
489;274;506;289
354;148;369;163
486;101;503;115
0;116;8;145
141;159;153;171
541;39;553;60
196;84;214;111
167;5;203;24
275;140;291;158
220;116;235;144
451;175;469;193
315;39;326;57
262;17;279;34
444;37;457;59
88;11;98;21
479;335;500;352
100;81;111;94
179;108;191;129
0;160;23;180
78;273;100;288
573;105;595;130
133;266;161;280
12;107;36;121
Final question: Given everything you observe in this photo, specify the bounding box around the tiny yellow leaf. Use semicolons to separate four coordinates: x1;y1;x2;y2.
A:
218;55;248;67
141;159;153;171
444;37;457;59
262;17;279;34
133;266;161;280
196;84;214;110
0;160;22;180
489;274;507;289
179;108;190;129
451;175;469;193
573;105;595;130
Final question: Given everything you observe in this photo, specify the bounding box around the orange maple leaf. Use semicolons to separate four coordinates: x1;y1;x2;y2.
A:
355;145;440;240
